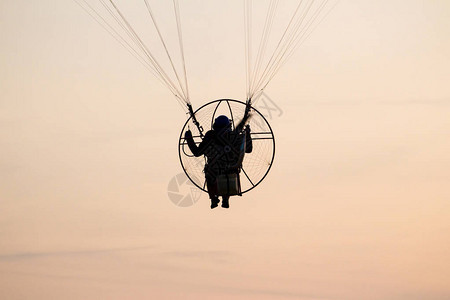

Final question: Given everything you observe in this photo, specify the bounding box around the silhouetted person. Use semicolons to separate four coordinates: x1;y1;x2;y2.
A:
185;115;252;209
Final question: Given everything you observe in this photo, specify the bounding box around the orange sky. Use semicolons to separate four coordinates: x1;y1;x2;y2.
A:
1;0;449;299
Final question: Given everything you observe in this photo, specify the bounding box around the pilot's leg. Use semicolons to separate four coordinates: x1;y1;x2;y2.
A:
206;175;219;209
221;195;230;208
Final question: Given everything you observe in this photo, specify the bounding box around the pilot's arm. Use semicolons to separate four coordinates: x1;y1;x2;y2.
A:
185;130;214;157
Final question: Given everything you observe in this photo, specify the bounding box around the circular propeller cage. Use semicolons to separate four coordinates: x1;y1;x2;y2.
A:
178;99;275;194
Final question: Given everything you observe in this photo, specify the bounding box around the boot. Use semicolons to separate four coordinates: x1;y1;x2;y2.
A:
221;196;229;208
211;197;220;209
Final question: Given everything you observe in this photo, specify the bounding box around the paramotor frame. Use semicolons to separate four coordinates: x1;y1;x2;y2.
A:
179;99;275;195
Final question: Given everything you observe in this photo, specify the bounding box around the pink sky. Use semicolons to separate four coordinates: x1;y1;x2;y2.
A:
1;0;449;299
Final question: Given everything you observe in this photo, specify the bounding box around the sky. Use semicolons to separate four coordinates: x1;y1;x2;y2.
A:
1;0;449;299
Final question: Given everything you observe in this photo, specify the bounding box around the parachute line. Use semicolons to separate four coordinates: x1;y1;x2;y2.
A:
143;0;189;103
244;0;252;102
173;0;191;104
245;0;338;103
73;0;161;78
249;0;279;95
73;0;191;110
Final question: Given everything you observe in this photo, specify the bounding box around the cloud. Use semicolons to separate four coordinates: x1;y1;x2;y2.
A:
162;250;235;264
378;98;450;106
211;285;336;300
0;246;153;261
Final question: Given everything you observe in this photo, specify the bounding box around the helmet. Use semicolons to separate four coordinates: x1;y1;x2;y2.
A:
213;115;231;131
